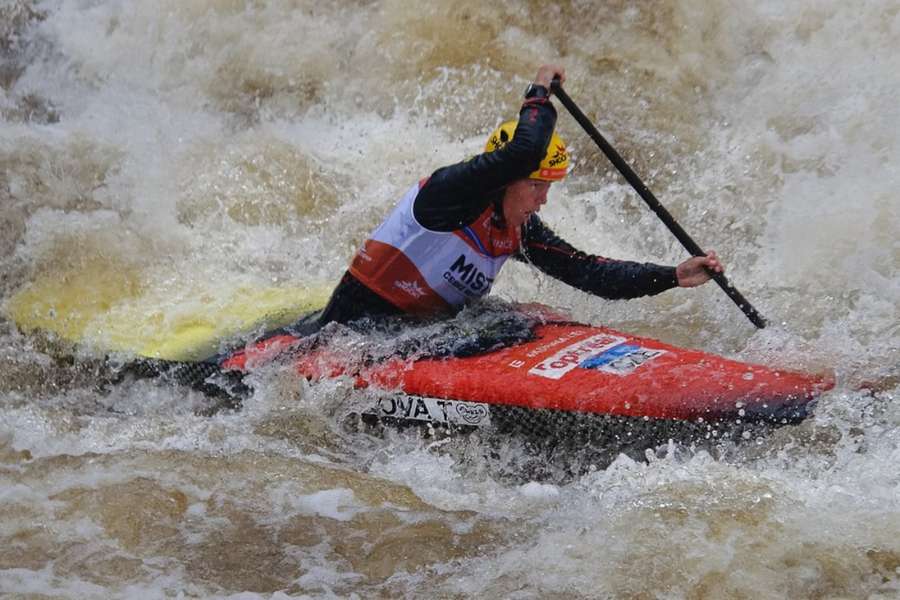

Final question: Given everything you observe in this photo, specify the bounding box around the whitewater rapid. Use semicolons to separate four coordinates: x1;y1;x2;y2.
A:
1;1;898;597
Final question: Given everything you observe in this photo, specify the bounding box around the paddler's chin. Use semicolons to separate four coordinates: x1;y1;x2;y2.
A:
502;178;552;229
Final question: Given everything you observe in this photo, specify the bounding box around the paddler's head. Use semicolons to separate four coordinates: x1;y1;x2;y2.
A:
484;120;569;229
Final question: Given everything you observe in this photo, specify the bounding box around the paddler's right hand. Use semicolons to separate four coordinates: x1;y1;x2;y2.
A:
676;251;725;287
534;64;566;90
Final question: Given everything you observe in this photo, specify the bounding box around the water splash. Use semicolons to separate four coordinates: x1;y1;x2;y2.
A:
0;0;897;597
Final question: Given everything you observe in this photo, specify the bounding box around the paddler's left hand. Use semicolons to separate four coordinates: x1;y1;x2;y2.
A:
676;251;724;287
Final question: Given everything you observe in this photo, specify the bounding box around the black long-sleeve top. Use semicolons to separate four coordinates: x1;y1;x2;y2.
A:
318;96;677;326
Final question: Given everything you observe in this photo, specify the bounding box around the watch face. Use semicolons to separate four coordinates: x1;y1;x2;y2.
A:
525;84;548;98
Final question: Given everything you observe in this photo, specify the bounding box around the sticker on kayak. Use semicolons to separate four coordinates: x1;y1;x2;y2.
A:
374;396;491;427
528;334;627;380
580;344;667;376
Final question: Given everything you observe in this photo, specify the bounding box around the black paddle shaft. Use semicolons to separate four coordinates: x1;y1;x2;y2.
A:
550;79;767;329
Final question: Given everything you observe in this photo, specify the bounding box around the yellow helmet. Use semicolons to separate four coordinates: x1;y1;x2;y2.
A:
484;120;569;182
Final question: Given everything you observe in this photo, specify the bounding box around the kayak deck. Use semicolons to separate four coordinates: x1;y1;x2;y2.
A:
222;321;833;424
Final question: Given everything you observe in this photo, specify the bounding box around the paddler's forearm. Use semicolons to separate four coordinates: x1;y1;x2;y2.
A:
517;216;679;299
413;98;558;232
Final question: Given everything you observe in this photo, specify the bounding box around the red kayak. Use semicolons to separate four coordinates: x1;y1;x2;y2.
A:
220;312;834;438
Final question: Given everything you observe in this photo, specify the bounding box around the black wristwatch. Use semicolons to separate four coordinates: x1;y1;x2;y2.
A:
524;83;550;100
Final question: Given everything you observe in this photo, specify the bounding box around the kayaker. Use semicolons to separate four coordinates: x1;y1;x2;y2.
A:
319;64;724;326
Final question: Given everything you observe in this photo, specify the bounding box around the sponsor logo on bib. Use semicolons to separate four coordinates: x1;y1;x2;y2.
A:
394;279;427;298
442;254;494;298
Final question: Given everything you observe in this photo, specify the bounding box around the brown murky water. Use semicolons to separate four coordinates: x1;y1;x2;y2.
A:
1;1;898;597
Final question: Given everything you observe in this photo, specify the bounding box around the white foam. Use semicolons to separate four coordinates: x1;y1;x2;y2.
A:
1;0;898;596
